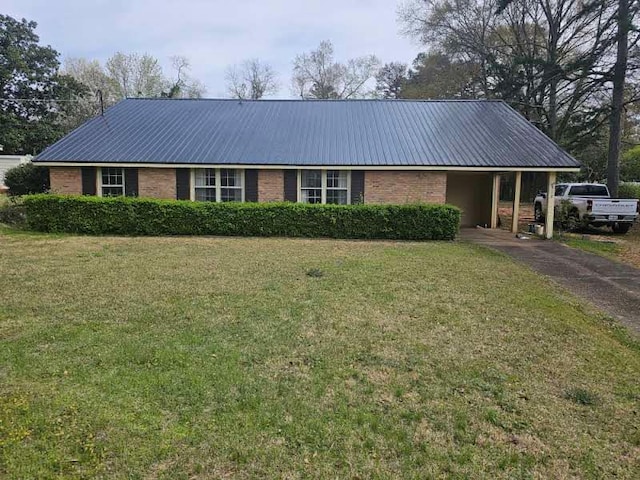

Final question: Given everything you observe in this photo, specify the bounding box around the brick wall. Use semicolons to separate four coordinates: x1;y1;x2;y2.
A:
50;167;82;195
48;167;450;205
364;171;447;204
138;168;176;199
258;169;284;202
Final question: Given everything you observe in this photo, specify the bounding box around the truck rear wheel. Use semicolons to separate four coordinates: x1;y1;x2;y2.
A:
612;223;631;234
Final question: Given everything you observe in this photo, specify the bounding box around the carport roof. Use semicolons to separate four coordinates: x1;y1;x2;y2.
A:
34;98;581;170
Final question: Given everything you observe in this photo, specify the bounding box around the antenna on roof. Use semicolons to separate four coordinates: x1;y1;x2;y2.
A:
97;90;104;116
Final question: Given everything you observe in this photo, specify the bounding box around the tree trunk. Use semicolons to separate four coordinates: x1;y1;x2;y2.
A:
547;18;559;141
607;0;630;198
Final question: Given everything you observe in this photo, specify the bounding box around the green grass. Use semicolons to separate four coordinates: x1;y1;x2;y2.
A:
560;236;622;258
1;232;639;478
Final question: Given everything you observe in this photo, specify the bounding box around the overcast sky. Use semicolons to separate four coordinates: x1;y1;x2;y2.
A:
5;0;422;98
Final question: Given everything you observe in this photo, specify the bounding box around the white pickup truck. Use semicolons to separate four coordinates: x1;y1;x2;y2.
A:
534;183;639;234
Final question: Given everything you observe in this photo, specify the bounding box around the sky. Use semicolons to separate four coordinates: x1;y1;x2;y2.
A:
5;0;422;98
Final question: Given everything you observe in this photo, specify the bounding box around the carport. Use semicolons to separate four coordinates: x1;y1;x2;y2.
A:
446;169;569;239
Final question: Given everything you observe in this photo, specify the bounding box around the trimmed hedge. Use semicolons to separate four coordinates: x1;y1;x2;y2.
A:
23;194;461;240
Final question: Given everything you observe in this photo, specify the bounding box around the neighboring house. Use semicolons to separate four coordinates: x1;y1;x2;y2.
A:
0;155;31;192
33;98;581;236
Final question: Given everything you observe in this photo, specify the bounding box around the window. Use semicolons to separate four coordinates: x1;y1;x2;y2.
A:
326;170;348;204
299;170;349;205
301;170;322;204
193;169;244;202
194;169;217;201
568;185;609;197
100;167;125;196
554;185;567;197
220;169;243;202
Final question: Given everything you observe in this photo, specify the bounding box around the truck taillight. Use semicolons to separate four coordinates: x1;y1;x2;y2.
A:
587;199;593;212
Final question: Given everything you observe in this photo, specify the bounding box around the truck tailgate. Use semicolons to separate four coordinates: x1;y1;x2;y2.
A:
592;199;638;215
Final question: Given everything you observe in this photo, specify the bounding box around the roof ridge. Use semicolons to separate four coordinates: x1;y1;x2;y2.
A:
123;97;507;103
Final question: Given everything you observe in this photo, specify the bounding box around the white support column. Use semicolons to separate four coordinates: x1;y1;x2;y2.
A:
545;172;557;239
511;171;522;233
491;173;501;229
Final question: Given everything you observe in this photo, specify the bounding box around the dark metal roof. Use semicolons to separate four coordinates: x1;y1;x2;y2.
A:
34;98;580;169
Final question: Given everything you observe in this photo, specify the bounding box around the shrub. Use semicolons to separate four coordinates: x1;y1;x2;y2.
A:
4;163;50;196
555;198;583;233
619;182;640;200
0;197;26;226
621;146;640;182
23;195;461;240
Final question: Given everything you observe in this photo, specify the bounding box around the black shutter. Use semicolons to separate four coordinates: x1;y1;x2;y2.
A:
245;169;258;202
124;168;138;197
81;167;97;195
283;170;297;202
176;168;190;200
351;170;365;204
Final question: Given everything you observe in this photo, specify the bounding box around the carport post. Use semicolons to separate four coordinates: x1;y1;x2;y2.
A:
511;171;522;233
491;173;501;228
545;172;556;239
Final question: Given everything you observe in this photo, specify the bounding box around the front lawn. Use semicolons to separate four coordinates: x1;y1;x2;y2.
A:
556;223;640;268
559;235;623;258
1;232;638;478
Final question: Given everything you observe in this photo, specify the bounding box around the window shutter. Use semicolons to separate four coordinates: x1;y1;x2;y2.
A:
244;169;258;202
283;170;297;202
351;170;365;204
124;168;138;197
81;167;97;195
176;168;190;200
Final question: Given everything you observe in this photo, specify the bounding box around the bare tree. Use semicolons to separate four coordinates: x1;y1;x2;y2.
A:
398;0;633;151
164;55;206;98
63;58;116;101
66;53;205;103
63;57;119;121
105;52;167;98
226;59;278;99
292;41;379;99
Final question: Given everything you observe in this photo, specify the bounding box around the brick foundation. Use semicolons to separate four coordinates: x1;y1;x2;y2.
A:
364;171;447;204
49;167;82;195
258;169;284;202
138;168;176;199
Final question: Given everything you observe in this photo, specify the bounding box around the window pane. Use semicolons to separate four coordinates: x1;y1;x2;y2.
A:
195;188;216;202
102;167;123;186
195;169;215;187
326;190;348;205
221;169;242;187
301;170;322;188
102;186;124;197
221;188;242;202
301;189;322;204
327;170;347;189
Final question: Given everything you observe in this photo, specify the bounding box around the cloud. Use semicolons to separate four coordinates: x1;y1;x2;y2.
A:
5;0;421;97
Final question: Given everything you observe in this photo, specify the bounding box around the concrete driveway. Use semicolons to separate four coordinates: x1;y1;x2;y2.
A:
461;228;640;335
